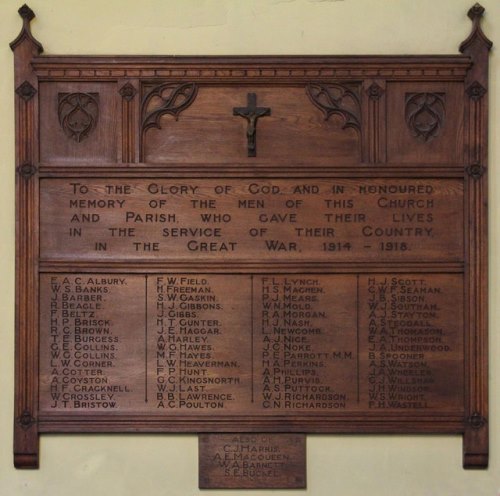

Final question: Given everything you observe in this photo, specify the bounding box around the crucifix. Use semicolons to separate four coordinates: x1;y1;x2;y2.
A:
233;93;271;157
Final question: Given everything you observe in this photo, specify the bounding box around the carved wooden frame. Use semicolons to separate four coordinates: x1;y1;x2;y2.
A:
11;4;491;469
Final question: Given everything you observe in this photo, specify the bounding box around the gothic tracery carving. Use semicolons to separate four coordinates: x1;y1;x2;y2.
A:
405;92;445;142
58;92;99;143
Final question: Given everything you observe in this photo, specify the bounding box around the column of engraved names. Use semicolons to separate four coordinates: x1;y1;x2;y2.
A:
151;275;252;412
39;275;145;412
255;275;357;411
360;275;464;410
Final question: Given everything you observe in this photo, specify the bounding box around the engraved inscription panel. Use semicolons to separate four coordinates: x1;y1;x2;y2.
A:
39;275;146;412
39;273;464;415
253;275;358;411
358;274;464;412
199;434;306;489
40;178;463;262
149;274;252;412
40;274;252;413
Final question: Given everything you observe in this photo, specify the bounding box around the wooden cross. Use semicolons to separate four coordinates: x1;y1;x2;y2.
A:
233;93;271;157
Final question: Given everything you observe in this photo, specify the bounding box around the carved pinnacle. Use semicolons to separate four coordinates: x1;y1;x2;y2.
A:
10;4;43;53
459;3;492;53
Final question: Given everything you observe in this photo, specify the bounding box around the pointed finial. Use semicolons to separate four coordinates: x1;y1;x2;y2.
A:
467;3;485;21
459;3;492;53
18;4;35;22
10;4;44;53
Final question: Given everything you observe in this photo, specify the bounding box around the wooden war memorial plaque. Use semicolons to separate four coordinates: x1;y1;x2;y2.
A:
12;2;491;482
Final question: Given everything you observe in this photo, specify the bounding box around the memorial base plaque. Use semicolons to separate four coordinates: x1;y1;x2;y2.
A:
199;434;306;489
12;3;491;484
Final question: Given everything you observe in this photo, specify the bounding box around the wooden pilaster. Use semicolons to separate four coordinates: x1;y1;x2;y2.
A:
10;4;43;469
459;3;492;469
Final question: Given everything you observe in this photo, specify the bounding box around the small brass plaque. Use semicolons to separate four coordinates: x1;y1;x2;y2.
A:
199;434;306;489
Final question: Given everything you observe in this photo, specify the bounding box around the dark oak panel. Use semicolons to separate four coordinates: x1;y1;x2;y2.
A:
39;273;463;416
386;82;464;164
39;82;119;164
12;4;491;476
40;178;464;262
143;86;360;165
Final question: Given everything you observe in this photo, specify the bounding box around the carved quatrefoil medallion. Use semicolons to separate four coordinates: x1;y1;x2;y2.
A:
405;92;445;142
16;410;36;430
16;80;37;101
58;92;99;143
119;83;137;101
466;81;487;101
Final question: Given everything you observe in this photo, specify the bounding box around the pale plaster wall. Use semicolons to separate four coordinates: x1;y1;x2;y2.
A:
0;1;498;495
